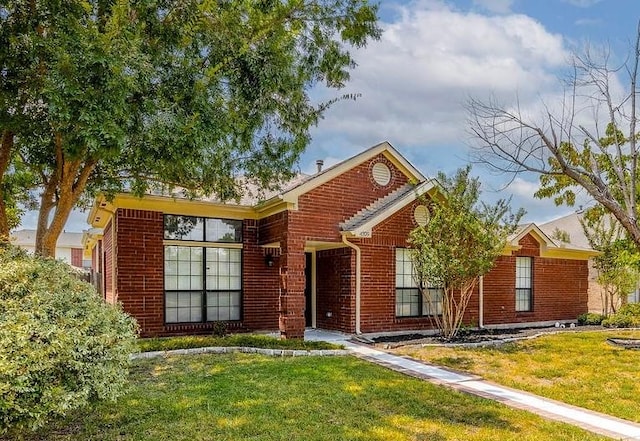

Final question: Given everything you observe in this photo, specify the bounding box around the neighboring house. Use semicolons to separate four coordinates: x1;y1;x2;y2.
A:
11;229;89;269
85;142;596;338
540;212;639;314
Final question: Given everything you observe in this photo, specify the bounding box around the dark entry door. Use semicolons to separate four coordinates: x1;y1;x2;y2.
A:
304;252;312;327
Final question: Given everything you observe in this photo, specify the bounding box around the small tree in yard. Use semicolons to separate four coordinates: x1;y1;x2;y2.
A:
409;166;523;340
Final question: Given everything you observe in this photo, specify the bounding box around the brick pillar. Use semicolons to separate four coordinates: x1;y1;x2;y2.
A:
279;234;306;339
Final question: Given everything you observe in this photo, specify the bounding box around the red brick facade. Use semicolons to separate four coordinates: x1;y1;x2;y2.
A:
94;145;590;338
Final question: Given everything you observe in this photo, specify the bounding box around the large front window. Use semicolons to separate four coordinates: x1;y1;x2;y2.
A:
163;215;242;324
395;248;443;317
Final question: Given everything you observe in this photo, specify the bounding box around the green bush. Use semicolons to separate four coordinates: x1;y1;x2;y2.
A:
137;334;342;353
0;243;138;435
577;313;605;325
602;303;640;328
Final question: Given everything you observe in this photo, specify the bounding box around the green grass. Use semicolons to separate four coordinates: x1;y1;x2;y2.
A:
394;330;640;422
22;353;605;441
137;334;342;353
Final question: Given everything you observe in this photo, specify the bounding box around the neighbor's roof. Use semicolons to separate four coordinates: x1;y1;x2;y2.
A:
508;221;597;259
538;212;591;249
10;229;84;248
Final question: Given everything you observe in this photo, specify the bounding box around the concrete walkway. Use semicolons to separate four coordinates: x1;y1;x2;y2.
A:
305;329;640;440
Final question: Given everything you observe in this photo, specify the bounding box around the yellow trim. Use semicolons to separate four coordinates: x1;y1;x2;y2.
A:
112;193;256;219
255;200;294;217
541;248;598;260
163;240;243;249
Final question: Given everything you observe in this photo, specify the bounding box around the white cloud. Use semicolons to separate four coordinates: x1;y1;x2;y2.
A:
562;0;603;7
574;18;601;26
472;0;514;14
311;2;568;150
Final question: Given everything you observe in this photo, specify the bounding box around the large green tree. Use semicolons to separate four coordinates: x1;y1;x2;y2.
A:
410;166;523;340
0;0;380;256
468;23;640;250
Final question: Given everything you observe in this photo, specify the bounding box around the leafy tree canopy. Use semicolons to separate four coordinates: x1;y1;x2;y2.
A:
0;0;381;255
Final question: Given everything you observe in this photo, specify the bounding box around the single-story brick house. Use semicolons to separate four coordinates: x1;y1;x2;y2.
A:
84;142;596;338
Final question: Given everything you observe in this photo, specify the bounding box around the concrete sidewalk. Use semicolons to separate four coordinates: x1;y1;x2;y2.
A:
305;329;640;440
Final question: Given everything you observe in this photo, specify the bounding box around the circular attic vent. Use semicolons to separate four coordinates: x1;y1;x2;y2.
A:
371;162;391;186
414;205;429;227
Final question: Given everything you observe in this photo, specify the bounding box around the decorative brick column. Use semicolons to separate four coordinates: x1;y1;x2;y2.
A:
279;234;306;339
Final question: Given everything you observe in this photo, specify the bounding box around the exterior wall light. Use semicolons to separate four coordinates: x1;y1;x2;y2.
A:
265;254;275;267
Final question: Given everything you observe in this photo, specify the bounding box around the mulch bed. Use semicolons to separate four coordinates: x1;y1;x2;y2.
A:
368;325;604;348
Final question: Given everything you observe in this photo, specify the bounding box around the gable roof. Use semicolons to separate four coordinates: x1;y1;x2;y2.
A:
258;141;426;211
507;223;597;260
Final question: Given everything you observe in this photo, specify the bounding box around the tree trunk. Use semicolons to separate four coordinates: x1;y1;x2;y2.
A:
0;131;14;238
34;137;97;257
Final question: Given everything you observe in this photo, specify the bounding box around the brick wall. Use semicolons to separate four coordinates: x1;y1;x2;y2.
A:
316;248;355;331
242;219;280;331
111;209;284;337
482;233;588;325
351;207;586;333
115;209;165;336
290;153;410;243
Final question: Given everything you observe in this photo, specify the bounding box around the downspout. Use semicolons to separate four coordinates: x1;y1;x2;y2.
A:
342;234;361;334
479;275;484;328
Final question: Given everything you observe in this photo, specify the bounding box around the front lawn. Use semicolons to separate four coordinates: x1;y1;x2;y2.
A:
25;354;604;440
394;329;640;422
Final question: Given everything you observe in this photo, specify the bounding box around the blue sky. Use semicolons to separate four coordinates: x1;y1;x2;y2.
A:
24;0;640;232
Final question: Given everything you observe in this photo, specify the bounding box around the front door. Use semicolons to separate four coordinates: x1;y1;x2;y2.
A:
304;252;312;327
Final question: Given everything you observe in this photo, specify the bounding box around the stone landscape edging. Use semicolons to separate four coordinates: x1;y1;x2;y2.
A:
131;346;350;360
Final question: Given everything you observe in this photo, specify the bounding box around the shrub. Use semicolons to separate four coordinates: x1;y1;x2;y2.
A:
0;243;138;435
577;313;605;325
211;321;227;337
602;303;640;328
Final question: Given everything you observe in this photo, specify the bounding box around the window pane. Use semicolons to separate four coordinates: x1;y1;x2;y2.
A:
165;291;203;323
396;288;420;317
164;215;204;241
206;291;241;321
166;292;178;308
206;218;242;243
166;309;178;323
516;288;531;312
423;288;443;315
165;275;178;290
230;275;241;290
